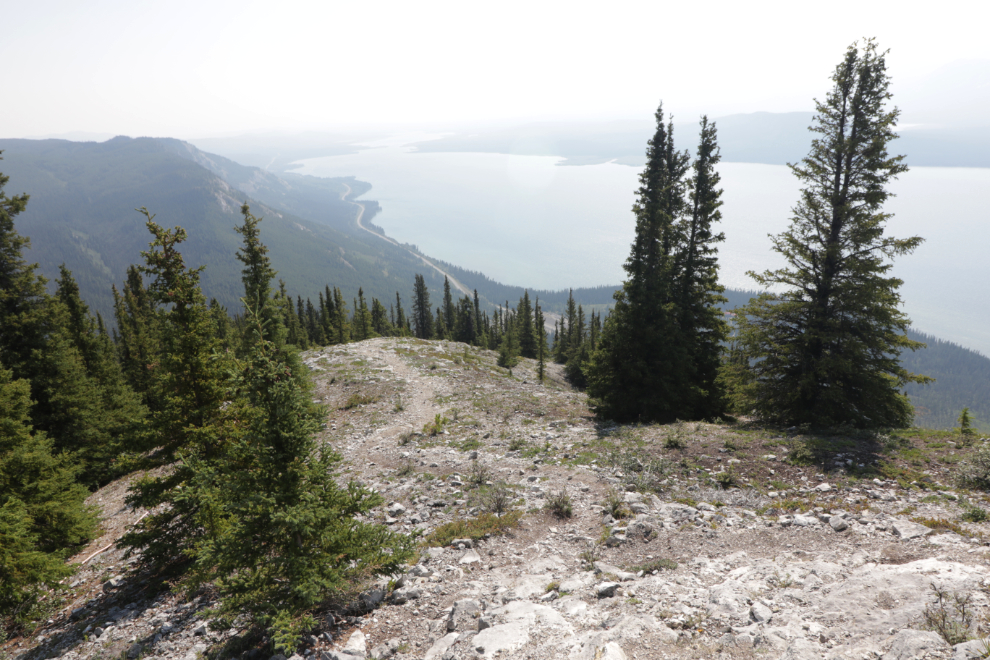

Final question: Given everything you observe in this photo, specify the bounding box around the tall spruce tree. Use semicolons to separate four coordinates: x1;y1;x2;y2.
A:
121;209;234;569
673;116;729;418
535;298;547;382
412;274;433;339
442;276;455;332
729;40;927;428
586;103;706;422
517;290;536;358
112;265;160;404
55;267;148;484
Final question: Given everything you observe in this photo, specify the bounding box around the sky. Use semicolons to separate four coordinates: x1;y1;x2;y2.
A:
4;0;990;139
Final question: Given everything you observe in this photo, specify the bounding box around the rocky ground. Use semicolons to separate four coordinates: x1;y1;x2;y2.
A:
7;337;990;660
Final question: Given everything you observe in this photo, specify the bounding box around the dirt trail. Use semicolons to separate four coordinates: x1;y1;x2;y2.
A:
347;341;440;444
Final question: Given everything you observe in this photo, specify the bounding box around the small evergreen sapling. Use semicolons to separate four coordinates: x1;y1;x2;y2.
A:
958;408;974;436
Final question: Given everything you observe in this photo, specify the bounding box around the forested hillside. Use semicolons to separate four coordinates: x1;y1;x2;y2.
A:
903;330;990;432
0;138;465;318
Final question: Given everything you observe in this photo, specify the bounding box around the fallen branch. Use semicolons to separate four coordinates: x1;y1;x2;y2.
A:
80;511;149;564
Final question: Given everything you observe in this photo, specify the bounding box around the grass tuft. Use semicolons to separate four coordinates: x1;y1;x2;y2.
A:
424;511;524;547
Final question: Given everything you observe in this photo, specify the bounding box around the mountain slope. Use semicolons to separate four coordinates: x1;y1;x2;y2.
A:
0;137;470;319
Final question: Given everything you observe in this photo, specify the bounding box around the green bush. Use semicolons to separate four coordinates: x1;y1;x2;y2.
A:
544;489;574;519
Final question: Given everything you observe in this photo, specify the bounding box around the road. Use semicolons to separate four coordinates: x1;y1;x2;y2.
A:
340;183;474;298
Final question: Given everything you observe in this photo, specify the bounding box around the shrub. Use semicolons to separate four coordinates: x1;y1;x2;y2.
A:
714;471;738;490
627;558;678;573
508;437;527;452
544;489;574;519
922;583;974;645
483;482;514;516
960;505;988;523
342;392;378;409
467;460;491;487
958;408;975;436
602;488;630;519
423;413;448;436
959;443;990;490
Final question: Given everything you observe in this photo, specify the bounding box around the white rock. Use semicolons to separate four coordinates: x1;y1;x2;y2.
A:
343;630;367;657
814;483;832;493
423;632;459;660
953;638;990;660
892;520;934;540
750;602;773;623
447;599;482;632
882;629;949;660
459;549;482;564
830;516;849;532
591;642;627;660
182;644;208;660
780;637;821;659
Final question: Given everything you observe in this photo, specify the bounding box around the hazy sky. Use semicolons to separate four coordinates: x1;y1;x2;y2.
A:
5;0;990;139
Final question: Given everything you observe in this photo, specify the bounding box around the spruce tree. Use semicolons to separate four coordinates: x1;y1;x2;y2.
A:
412;274;433;339
54;267;148;484
112;265;161;405
370;297;392;336
730;40;928;429
121;209;234;569
442;276;455;332
517;290;536;358
0;366;97;629
183;312;414;653
673;116;729;418
353;288;374;340
234;204;283;347
332;287;350;344
535;298;547;382
395;291;409;334
586;103;697;422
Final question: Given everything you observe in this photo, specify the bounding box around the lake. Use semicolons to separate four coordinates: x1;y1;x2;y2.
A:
293;136;990;357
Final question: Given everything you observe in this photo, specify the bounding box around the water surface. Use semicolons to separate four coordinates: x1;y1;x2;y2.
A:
294;140;989;356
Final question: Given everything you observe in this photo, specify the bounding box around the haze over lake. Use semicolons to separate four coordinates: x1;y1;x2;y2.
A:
293;136;990;357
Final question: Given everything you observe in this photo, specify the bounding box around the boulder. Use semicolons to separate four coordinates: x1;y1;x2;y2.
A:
750;602;773;623
369;638;400;660
459;549;482;564
596;582;620;598
343;630;367;658
953;638;990;660
592;642;627;660
389;587;422;604
892;520;935;540
182;644;208;660
625;520;654;541
830;516;849;532
447;599;482;632
882;629;949;660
